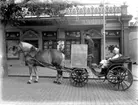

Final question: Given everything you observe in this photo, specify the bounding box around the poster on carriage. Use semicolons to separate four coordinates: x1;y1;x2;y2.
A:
71;44;88;68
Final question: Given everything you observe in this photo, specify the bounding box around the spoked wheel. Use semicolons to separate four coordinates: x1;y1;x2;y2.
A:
107;66;133;91
70;68;88;87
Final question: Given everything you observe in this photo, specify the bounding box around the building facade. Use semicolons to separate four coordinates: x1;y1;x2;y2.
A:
0;4;132;76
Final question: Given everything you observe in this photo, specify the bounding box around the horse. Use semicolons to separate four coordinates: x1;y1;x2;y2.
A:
12;41;65;84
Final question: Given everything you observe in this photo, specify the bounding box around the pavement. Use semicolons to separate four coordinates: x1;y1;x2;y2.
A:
0;64;138;105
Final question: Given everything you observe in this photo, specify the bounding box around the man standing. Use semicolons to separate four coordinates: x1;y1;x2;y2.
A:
84;34;94;66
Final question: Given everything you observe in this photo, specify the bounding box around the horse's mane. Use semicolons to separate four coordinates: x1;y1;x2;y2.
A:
20;41;37;49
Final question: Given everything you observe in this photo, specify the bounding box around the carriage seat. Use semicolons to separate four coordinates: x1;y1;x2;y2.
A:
109;56;131;64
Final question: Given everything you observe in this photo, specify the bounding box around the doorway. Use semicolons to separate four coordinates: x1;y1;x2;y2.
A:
92;39;101;64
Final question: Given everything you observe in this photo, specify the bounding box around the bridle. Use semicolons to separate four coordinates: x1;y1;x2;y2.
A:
16;43;35;59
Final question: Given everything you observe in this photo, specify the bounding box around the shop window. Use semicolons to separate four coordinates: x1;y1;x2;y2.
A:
105;38;120;58
6;32;20;59
65;40;81;59
42;31;57;50
43;40;57;49
65;31;81;59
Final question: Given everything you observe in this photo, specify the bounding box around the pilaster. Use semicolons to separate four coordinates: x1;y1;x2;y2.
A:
80;30;85;44
123;26;130;56
0;21;8;77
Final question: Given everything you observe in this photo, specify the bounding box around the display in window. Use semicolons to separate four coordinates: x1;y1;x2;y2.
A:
105;39;119;58
43;40;57;49
7;40;19;59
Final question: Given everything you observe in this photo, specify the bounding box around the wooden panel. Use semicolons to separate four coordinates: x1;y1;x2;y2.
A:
65;40;80;59
71;44;88;68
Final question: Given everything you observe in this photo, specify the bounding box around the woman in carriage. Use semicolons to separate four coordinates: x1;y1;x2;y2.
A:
99;47;122;75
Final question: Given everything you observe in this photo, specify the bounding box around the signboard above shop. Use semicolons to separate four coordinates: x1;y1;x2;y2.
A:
42;31;57;39
6;32;20;39
59;18;104;25
65;31;81;39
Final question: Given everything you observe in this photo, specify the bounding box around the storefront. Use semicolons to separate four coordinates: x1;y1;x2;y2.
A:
5;28;122;64
0;4;132;76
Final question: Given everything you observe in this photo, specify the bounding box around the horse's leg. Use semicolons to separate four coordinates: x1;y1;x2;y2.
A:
54;65;63;84
53;73;59;83
27;66;33;84
34;66;39;83
57;70;63;84
53;67;61;84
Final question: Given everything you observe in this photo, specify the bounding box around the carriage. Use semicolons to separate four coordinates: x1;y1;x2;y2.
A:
12;42;133;91
68;44;133;91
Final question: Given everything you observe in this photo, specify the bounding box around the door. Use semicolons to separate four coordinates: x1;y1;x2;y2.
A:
93;39;101;64
24;40;38;48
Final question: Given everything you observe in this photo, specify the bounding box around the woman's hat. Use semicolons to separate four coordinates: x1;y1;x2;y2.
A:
114;47;119;53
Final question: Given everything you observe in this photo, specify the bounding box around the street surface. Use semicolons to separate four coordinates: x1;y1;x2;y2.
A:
0;76;138;105
0;64;138;105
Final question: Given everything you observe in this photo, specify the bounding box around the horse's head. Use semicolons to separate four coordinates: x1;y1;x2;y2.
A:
12;41;37;56
12;42;22;56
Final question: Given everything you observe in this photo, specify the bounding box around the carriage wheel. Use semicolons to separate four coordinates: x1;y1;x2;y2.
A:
70;68;88;87
107;66;133;91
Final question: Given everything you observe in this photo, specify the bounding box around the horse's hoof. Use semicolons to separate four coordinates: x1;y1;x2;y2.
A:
27;81;31;84
34;80;38;83
57;82;61;84
53;80;57;83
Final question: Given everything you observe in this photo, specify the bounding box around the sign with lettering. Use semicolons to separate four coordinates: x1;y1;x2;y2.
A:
67;19;104;25
105;30;121;36
42;31;57;39
66;31;81;39
6;32;20;39
71;44;88;68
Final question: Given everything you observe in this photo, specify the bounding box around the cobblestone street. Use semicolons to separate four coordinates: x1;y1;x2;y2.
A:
0;76;138;105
